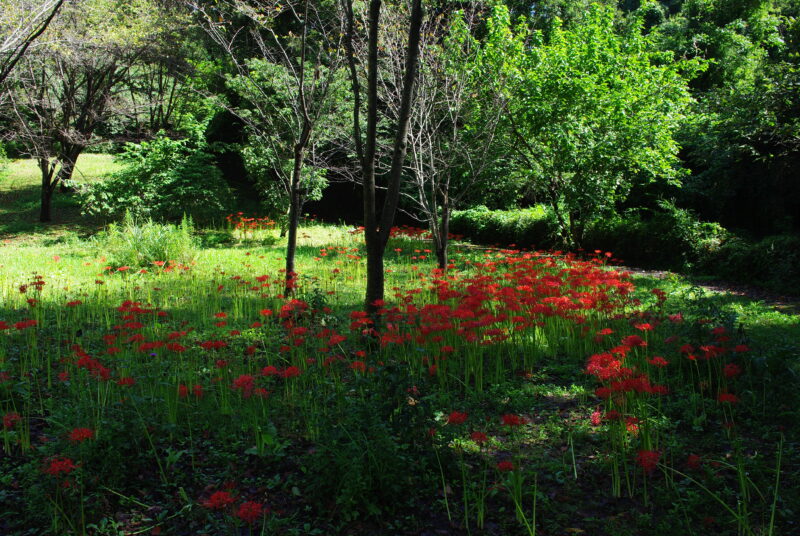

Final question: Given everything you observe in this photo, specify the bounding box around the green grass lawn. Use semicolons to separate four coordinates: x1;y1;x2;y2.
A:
0;219;798;535
0;154;121;243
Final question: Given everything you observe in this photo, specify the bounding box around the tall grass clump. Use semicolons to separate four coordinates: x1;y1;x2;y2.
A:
95;211;199;267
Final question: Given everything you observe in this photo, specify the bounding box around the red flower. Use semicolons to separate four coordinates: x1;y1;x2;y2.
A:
470;431;488;443
45;456;77;476
590;410;602;426
117;376;135;387
686;454;702;470
717;392;739;404
496;460;514;472
203;490;235;510
232;374;255;397
636;450;660;473
178;384;189;398
3;412;21;429
501;414;525;427
68;427;95;443
648;356;669;367
723;363;742;378
447;411;468;425
236;501;264;524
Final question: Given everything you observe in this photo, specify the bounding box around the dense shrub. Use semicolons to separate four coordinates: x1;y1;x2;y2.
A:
450;205;557;248
699;234;800;294
585;202;728;270
81;134;233;223
94;211;199;268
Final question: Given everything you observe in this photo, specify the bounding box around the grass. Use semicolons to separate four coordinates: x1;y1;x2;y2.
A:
0;154;121;243
0;157;798;535
0;216;798;535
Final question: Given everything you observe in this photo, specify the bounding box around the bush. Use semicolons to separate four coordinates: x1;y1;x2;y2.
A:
584;201;728;269
450;205;557;248
94;211;199;268
699;234;800;294
81;134;233;223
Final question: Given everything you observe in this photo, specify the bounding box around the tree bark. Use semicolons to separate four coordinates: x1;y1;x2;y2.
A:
364;0;424;315
436;199;450;270
38;158;56;222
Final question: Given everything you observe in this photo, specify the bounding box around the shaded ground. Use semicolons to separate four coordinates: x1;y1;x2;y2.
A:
0;154;120;243
622;265;800;315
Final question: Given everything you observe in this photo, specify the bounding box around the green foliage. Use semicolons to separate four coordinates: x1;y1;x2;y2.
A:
450;205;557;248
586;201;728;269
241;143;328;223
81;134;233;223
306;367;439;522
699;234;800;293
94;211;199;267
487;2;699;245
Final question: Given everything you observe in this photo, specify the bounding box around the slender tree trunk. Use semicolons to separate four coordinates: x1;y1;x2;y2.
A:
436;199;450;270
39;158;55;222
362;0;383;315
364;0;424;315
284;142;306;297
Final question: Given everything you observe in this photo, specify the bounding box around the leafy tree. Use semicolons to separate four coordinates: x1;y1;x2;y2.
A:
403;4;505;269
493;2;697;245
1;0;178;222
196;0;349;295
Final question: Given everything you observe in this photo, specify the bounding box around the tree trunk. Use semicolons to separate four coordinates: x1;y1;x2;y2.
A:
39;158;55;223
436;201;450;270
365;0;424;315
284;143;305;297
362;0;383;316
55;148;81;193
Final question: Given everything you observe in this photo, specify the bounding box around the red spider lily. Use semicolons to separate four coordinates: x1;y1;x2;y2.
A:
232;375;255;397
621;334;647;348
648;356;669;367
590;411;602;426
447;411;468;425
717;392;739;404
44;456;77;476
116;377;135;387
501;414;525;427
261;366;278;377
496;460;514;472
280;366;302;379
178;385;189;398
3;412;21;429
68;427;95;443
723;363;742;378
470;431;488;443
686;454;702;470
202;490;236;510
350;361;366;373
636;450;660;473
236;501;265;524
66;300;82;307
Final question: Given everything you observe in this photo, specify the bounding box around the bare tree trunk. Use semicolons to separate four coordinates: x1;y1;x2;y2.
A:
363;0;424;316
38;157;55;222
436;197;450;270
284;129;309;296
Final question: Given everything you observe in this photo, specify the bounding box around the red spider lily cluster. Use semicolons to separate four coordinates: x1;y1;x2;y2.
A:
0;233;766;531
226;212;277;231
